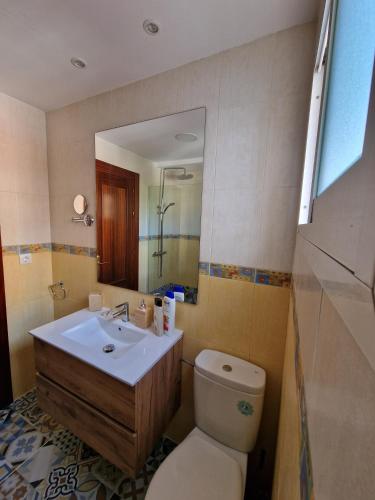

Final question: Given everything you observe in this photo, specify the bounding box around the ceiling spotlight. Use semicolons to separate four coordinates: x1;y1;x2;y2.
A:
143;19;160;35
70;57;87;69
175;133;198;143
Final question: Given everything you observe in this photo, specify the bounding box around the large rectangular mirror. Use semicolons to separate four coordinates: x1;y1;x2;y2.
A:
95;108;205;304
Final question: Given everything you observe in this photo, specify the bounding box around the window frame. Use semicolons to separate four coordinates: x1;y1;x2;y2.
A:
298;0;334;225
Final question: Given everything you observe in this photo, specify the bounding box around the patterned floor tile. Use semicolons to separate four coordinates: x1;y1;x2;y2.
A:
5;430;47;466
34;453;79;499
74;468;114;500
18;402;45;426
51;428;81;456
11;389;37;414
75;442;99;466
0;412;33;457
34;413;63;437
117;464;155;500
0;459;13;483
1;391;176;499
0;470;37;499
0;410;11;425
92;459;126;493
18;445;63;486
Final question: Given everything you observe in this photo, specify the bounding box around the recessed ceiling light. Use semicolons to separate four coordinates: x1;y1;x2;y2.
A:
70;57;87;69
143;19;160;35
175;133;198;143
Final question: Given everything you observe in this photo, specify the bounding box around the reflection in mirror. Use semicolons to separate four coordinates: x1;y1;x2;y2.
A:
73;194;88;215
95;108;205;304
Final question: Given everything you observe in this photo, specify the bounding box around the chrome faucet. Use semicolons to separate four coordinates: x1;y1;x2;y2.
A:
103;302;129;322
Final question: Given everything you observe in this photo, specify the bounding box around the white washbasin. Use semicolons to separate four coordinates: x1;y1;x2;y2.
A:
61;316;147;359
29;308;183;386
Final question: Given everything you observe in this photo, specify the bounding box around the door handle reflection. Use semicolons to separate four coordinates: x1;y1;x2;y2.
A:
96;255;110;265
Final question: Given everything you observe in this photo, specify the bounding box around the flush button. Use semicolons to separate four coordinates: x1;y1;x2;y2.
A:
222;364;232;372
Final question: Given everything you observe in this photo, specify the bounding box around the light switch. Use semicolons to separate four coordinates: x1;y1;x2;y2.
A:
19;253;32;265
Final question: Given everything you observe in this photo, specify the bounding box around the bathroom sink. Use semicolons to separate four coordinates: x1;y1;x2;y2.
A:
61;316;147;359
29;308;183;386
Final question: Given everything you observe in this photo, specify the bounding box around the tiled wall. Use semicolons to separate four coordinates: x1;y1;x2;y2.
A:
273;231;375;500
0;93;53;397
272;300;303;500
46;22;316;484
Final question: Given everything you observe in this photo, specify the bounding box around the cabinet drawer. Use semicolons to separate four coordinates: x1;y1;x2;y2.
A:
36;374;137;474
34;339;135;430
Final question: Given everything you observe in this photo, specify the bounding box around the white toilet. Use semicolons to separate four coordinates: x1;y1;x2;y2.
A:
146;349;266;500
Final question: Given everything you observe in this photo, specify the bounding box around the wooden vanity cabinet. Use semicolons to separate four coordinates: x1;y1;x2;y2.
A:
34;337;182;476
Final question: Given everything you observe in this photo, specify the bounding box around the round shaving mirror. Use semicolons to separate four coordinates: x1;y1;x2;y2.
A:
73;194;87;215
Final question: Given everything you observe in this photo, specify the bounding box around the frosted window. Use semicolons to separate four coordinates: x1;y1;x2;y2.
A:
317;0;375;195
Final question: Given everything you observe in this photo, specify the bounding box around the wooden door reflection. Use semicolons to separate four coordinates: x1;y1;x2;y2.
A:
96;160;139;290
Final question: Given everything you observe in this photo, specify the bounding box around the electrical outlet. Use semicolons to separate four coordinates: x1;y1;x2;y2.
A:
19;253;32;265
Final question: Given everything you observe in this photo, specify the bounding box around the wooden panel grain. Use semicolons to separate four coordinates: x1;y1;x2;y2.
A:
135;339;182;468
34;339;135;429
36;374;137;475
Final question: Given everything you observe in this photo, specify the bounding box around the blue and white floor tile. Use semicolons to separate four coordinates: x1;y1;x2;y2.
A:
0;388;176;499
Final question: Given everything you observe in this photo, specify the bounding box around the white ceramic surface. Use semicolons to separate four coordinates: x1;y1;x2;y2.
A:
29;308;183;386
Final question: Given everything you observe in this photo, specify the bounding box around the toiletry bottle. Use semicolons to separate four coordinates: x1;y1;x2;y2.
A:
134;299;152;329
163;291;176;336
173;285;185;303
153;297;163;336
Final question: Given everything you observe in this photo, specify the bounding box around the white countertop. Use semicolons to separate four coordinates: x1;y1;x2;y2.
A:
29;308;183;387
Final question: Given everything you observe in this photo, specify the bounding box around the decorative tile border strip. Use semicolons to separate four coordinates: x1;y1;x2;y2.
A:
292;286;315;500
210;263;255;282
255;269;291;288
2;243;52;255
198;261;210;275
204;262;291;288
52;243;96;257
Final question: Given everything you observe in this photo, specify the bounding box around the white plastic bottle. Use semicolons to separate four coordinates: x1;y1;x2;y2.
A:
153;297;164;337
163;291;176;336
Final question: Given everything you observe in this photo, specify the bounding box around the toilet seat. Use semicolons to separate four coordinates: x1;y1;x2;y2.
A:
145;432;243;500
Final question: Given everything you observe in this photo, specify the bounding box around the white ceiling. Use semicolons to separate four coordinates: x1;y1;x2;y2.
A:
0;0;319;111
96;108;205;163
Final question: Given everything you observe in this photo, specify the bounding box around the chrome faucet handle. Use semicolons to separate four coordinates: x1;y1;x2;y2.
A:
101;302;129;321
114;302;129;322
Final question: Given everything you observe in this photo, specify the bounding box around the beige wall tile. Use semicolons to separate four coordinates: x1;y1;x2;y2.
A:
4;255;54;398
0;192;18;246
292;235;323;397
272;300;301;500
249;284;290;485
0;92;50;246
308;293;375;500
205;277;254;359
3;254;24;306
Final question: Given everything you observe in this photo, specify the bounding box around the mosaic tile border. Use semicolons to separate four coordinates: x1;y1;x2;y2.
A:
51;243;97;257
292;286;315;500
205;262;291;288
2;243;52;255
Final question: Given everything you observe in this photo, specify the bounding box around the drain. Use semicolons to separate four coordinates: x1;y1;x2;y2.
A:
103;344;115;353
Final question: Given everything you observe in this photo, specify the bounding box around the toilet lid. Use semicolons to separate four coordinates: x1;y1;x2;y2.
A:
145;435;243;500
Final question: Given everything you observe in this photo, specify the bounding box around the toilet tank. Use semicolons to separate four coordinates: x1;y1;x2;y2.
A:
194;350;266;453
